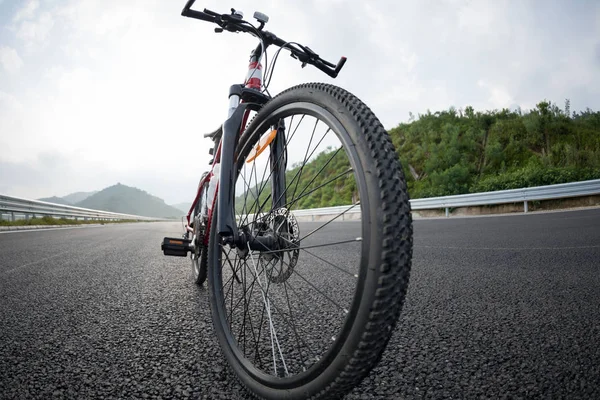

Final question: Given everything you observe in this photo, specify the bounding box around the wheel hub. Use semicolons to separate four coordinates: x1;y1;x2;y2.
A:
260;208;300;283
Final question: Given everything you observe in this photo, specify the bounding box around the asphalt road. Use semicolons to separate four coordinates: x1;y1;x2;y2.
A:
1;209;599;399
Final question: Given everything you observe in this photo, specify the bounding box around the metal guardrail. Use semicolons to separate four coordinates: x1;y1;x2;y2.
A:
289;179;600;219
411;179;600;216
3;179;599;224
0;194;160;222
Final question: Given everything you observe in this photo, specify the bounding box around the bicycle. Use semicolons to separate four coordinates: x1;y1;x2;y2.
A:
162;1;413;398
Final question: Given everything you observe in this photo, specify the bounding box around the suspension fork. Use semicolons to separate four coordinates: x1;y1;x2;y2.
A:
270;119;287;210
217;111;290;251
218;43;264;241
217;108;286;249
217;101;251;242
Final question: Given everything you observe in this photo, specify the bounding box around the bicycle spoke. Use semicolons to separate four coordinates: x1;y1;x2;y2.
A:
275;235;358;278
291;268;348;313
288;118;319;203
236;254;322;373
242;257;263;366
268;125;332;214
281;280;309;370
229;255;264;317
249;249;352;314
238;114;306;227
240;256;261;360
247;244;289;376
231;122;359;373
300;202;360;242
255;252;279;372
223;233;351;372
258;238;361;256
284;146;343;211
281;167;353;211
215;95;401;384
283;279;349;343
243;115;307;223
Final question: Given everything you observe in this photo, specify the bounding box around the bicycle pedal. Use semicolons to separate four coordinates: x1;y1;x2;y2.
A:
161;237;193;257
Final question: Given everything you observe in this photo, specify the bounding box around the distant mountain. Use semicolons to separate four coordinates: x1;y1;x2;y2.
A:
38;196;72;205
63;191;97;204
38;191;97;205
75;183;183;218
171;202;192;214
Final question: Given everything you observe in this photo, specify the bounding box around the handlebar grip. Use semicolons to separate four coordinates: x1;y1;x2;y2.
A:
203;8;220;17
181;0;196;15
334;57;347;75
184;9;215;22
181;0;215;22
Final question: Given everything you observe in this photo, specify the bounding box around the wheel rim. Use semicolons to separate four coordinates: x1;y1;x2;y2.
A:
192;217;201;278
193;183;209;280
192;249;200;278
213;103;371;388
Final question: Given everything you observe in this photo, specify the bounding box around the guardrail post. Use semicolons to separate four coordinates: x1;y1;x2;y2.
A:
524;200;528;213
10;212;15;222
445;207;449;217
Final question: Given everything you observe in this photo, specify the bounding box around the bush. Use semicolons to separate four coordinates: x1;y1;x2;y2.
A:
471;165;600;193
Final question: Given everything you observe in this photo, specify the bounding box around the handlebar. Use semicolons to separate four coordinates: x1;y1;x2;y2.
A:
181;0;347;78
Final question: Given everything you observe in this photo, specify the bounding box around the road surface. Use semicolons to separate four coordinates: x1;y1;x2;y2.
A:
1;209;599;398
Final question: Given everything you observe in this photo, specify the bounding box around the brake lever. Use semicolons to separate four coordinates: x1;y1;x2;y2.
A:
303;46;318;58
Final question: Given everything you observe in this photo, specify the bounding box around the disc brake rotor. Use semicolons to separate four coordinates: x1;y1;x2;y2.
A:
259;208;299;283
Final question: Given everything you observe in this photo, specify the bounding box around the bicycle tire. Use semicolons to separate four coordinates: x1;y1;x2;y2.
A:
192;239;207;285
207;83;412;399
192;174;209;285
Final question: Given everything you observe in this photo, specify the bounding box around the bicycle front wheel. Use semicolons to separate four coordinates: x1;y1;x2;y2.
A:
208;83;412;399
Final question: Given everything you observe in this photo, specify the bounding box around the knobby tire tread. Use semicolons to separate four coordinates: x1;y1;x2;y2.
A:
194;241;208;285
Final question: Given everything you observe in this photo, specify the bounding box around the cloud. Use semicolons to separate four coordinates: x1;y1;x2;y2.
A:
12;0;39;22
16;12;54;44
0;155;200;205
0;91;23;111
0;46;23;73
8;0;55;48
0;154;112;201
457;1;503;35
477;79;513;109
1;0;599;204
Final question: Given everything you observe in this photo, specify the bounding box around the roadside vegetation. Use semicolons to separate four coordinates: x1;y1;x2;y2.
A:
392;100;600;198
237;100;600;210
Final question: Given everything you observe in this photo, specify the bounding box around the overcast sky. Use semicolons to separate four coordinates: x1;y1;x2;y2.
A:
1;0;599;205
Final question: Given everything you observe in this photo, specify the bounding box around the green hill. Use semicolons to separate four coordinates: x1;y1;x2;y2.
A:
236;100;600;210
391;100;600;198
75;183;183;218
38;191;97;205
